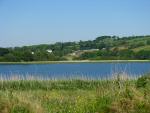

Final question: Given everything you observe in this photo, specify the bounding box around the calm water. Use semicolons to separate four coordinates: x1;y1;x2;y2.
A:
0;62;150;79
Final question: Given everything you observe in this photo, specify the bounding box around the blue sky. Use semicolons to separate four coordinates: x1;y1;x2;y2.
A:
0;0;150;47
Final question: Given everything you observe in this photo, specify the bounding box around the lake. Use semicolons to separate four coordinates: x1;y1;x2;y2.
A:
0;62;150;79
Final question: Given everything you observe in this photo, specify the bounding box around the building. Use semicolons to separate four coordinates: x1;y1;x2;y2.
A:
47;49;52;53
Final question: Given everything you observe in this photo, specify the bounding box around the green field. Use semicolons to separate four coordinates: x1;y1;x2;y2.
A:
0;75;150;113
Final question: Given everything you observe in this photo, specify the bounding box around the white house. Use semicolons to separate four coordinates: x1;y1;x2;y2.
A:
31;52;34;55
47;49;52;53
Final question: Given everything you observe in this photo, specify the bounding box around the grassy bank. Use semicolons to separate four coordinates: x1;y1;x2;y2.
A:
0;60;150;64
0;76;150;113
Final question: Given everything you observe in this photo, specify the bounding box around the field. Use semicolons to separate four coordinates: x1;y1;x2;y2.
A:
0;75;150;113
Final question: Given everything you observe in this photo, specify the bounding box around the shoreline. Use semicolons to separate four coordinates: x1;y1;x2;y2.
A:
0;60;150;64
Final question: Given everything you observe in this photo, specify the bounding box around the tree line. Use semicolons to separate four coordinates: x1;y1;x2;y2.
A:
0;35;150;61
75;49;150;60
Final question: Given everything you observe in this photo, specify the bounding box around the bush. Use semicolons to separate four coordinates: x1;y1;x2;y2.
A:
136;74;150;88
11;105;31;113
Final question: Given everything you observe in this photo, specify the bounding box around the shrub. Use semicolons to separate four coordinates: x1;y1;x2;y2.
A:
136;74;150;88
11;104;31;113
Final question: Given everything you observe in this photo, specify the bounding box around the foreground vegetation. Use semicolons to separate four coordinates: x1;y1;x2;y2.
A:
1;35;150;62
0;75;150;113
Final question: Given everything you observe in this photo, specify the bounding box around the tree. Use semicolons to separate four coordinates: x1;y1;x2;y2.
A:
118;49;135;59
0;48;9;56
4;53;18;62
21;51;34;61
135;50;150;59
146;39;150;45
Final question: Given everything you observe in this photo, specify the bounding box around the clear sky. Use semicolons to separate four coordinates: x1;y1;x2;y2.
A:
0;0;150;47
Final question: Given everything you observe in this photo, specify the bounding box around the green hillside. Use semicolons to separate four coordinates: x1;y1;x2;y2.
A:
0;35;150;62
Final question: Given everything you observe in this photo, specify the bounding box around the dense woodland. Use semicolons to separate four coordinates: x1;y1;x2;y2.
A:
1;35;150;62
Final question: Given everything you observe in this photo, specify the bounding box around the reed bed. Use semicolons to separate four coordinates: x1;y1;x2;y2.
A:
0;74;149;113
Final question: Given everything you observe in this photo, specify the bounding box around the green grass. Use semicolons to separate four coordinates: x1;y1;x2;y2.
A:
0;77;149;113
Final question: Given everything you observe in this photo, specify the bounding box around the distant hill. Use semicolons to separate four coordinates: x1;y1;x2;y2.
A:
1;35;150;61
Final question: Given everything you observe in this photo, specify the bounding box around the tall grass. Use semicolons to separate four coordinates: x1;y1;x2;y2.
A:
0;74;149;113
